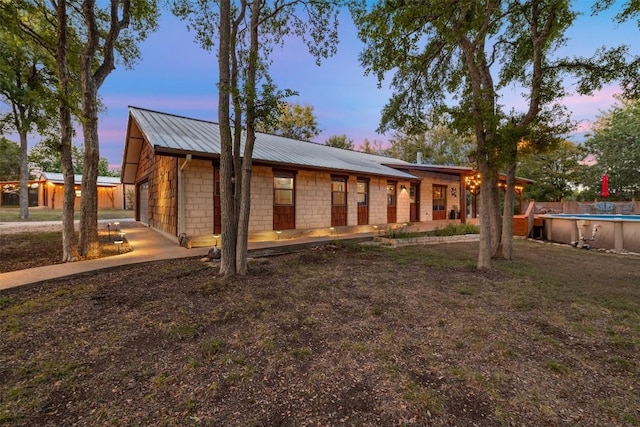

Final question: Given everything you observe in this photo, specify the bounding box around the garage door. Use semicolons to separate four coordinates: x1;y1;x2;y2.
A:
138;181;149;224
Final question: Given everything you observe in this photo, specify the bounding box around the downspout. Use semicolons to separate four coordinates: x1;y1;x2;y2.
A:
178;154;192;235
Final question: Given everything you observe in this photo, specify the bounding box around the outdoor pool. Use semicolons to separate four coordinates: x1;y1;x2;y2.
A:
540;214;640;253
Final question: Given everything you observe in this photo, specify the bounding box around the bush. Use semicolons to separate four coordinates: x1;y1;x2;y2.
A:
432;223;480;236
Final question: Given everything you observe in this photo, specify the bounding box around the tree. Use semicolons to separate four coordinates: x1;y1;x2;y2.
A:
77;0;159;258
0;138;20;180
387;125;474;165
518;139;586;202
325;134;353;149
358;138;387;155
352;1;635;268
258;102;320;140
2;0;81;261
582;98;640;200
592;1;640;99
176;0;345;277
28;140;116;176
29;140;82;174
0;14;56;219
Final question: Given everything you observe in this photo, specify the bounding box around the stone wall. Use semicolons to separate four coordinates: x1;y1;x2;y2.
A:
135;142;178;236
181;159;214;236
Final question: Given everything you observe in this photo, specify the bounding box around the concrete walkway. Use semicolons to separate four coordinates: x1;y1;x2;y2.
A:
0;221;376;292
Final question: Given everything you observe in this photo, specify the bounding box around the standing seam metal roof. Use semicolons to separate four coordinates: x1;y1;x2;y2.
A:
129;107;416;179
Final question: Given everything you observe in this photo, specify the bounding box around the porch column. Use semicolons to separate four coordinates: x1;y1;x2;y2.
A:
460;175;467;224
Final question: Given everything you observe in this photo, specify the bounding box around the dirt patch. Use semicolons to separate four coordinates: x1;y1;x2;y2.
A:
1;237;639;426
0;229;131;273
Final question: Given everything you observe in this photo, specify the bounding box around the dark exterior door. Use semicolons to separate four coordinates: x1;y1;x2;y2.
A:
409;183;419;222
273;172;295;230
138;181;149;224
357;179;369;225
331;176;347;227
432;184;447;220
387;182;397;223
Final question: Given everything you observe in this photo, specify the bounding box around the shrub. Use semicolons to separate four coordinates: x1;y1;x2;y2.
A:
432;223;480;236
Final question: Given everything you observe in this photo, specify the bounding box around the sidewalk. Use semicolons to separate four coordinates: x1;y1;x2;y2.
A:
0;221;375;291
0;222;209;291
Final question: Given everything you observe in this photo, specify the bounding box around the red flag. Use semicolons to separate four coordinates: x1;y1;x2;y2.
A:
601;174;609;198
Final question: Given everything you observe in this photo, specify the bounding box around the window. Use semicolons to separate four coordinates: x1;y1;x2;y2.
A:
332;177;346;206
387;183;396;206
274;174;294;205
357;180;368;206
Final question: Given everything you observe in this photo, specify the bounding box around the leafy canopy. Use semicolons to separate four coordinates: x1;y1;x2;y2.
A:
582;98;640;200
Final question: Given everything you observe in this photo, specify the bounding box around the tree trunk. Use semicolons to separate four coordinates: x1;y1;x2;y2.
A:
500;162;517;260
218;0;237;278
235;0;260;275
476;155;493;269
18;130;29;219
55;0;76;263
78;82;100;258
235;139;253;275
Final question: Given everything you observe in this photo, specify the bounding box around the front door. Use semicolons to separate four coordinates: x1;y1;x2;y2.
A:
357;179;369;225
432;184;447;220
409;183;419;222
138;181;149;224
387;182;397;223
273;172;295;230
331;176;347;227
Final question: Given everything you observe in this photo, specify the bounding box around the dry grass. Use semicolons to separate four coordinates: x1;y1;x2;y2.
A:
0;239;639;426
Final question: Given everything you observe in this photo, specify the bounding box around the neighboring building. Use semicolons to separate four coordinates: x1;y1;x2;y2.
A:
121;107;528;244
0;172;128;210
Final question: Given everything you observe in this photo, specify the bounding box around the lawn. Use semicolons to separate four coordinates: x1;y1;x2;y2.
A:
0;208;134;222
0;238;639;426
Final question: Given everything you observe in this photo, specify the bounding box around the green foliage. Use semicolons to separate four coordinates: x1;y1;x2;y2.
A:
386;125;474;165
385;225;411;239
258;102;320;140
581;99;640;200
0;137;20;180
518;140;586;201
28;140;116;176
125;189;135;210
325;134;353;149
0;16;58;137
432;223;480;236
358;138;388;155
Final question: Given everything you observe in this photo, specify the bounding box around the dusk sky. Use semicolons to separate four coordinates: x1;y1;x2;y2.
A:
87;5;638;169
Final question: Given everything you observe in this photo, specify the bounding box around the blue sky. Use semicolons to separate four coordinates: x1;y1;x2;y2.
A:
90;5;638;168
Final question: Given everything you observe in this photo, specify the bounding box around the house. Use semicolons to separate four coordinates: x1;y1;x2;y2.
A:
0;172;128;210
121;107;528;245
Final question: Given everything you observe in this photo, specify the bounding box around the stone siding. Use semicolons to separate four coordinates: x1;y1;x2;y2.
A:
182;159;214;236
248;166;274;232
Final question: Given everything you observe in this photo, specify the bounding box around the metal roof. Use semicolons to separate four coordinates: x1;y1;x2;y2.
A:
127;107;417;180
39;172;121;187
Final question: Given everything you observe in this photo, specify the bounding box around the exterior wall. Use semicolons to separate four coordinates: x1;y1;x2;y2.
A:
347;176;358;226
1;180;125;210
369;177;389;224
136;142;178;236
182;159;214;236
140;153;473;240
409;170;462;220
397;182;411;224
296;170;331;229
248;166;274;232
